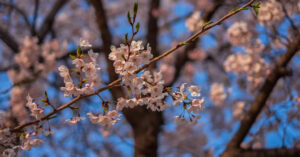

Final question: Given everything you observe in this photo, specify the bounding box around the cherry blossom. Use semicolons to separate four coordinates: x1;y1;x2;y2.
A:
2;149;16;157
7;36;66;123
65;116;86;125
79;38;92;48
187;99;205;113
224;52;269;88
226;22;252;46
209;83;227;106
86;110;121;129
58;42;101;97
258;0;284;25
233;101;246;119
188;85;201;97
185;11;204;32
20;138;44;151
26;95;44;120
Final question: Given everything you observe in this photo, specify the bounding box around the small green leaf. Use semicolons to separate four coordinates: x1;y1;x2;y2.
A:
165;87;171;92
69;54;76;60
44;91;48;98
203;21;213;27
70;106;80;110
135;22;140;33
230;7;239;13
80;54;85;58
125;33;128;43
253;7;259;15
76;46;82;57
127;11;132;24
121;54;126;60
103;103;109;111
72;69;80;74
41;99;47;102
179;41;188;46
82;78;88;83
133;2;138;18
16;132;21;137
251;2;260;16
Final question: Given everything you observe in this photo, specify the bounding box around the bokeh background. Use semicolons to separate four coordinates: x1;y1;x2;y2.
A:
1;0;300;156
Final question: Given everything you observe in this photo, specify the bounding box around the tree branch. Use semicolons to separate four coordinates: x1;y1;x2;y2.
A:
146;0;160;58
37;0;69;43
0;26;19;53
31;0;40;36
223;148;300;157
0;2;31;30
223;34;300;151
89;0;118;84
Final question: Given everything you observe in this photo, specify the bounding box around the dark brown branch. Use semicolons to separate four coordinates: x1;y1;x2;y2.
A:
31;0;40;36
146;0;160;58
0;2;31;30
223;148;300;157
0;26;19;53
89;0;116;82
224;34;300;151
37;0;69;43
0;64;17;72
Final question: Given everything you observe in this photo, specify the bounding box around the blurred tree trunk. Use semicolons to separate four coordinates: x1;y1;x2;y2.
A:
89;0;163;156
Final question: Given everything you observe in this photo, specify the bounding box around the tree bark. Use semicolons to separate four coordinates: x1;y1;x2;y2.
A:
223;148;300;157
89;0;163;156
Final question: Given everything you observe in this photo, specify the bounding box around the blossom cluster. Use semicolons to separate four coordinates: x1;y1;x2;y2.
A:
87;110;121;129
225;22;269;88
257;0;284;25
224;52;269;88
209;83;227;106
0;35;206;154
58;40;101;97
26;95;44;120
0;127;45;157
185;11;205;32
8;37;66;123
13;37;66;79
109;40;205;121
233;101;246;119
0;129;17;157
173;84;205;123
226;22;252;46
109;40;171;111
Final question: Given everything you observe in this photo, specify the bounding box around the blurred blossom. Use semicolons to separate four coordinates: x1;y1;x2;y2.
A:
160;63;175;84
210;83;227;106
188;49;206;61
185;11;204;32
233;101;245;119
227;22;252;46
258;0;284;25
